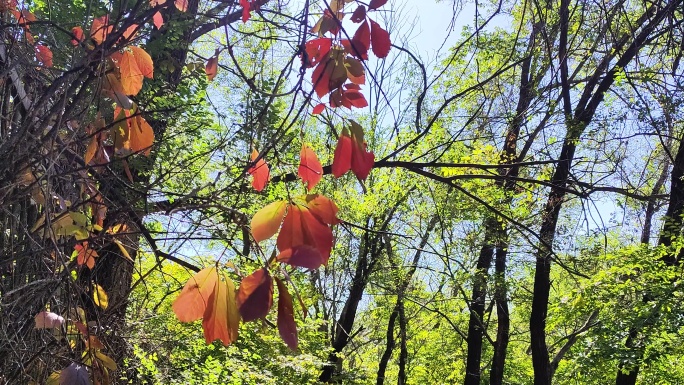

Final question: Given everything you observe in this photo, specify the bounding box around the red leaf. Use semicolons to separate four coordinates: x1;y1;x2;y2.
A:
343;87;368;108
368;0;388;10
152;11;164;29
298;144;323;191
370;18;391;58
35;44;53;67
236;268;274;322
172;268;218;323
303;38;332;68
71;26;84;46
349;120;375;179
350;21;371;59
350;5;366;22
202;276;240;346
312;103;326;115
205;51;218;81
251;200;288;242
240;0;250;22
332;128;352;178
275;277;298;350
276;246;323;269
248;149;270;191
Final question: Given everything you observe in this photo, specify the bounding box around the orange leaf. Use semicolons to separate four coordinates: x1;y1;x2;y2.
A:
75;242;98;269
129;112;155;155
172;268;218;323
71;26;84;46
114;49;144;95
298;144;323;191
152;11;164;29
331;127;352;177
174;0;187;11
130;46;154;79
277;204;333;266
35;44;53;67
304;194;340;225
90;15;112;45
205;52;218;81
202;275;240;346
236;268;273;322
276;277;297;350
248;149;270;192
121;24;139;43
251;200;287;242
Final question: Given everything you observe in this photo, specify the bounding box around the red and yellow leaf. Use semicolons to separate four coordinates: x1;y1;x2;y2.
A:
275;277;297;350
202;275;240;346
251;200;287;242
248;149;270;192
236;268;273;322
298;144;323;191
304;194;340;225
172;268;218;323
277;204;333;266
276;245;323;269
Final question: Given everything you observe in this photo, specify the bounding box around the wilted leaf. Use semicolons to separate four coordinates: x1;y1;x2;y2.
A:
92;284;108;309
370;18;391;58
248;149;270;192
251;200;287;242
172;268;218;322
236;268;273;322
275;277;297;350
298;144;323;191
35;311;65;329
202;275;240;346
60;363;91;385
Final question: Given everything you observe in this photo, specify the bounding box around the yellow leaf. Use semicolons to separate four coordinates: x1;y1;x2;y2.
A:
93;284;109;309
95;351;117;370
